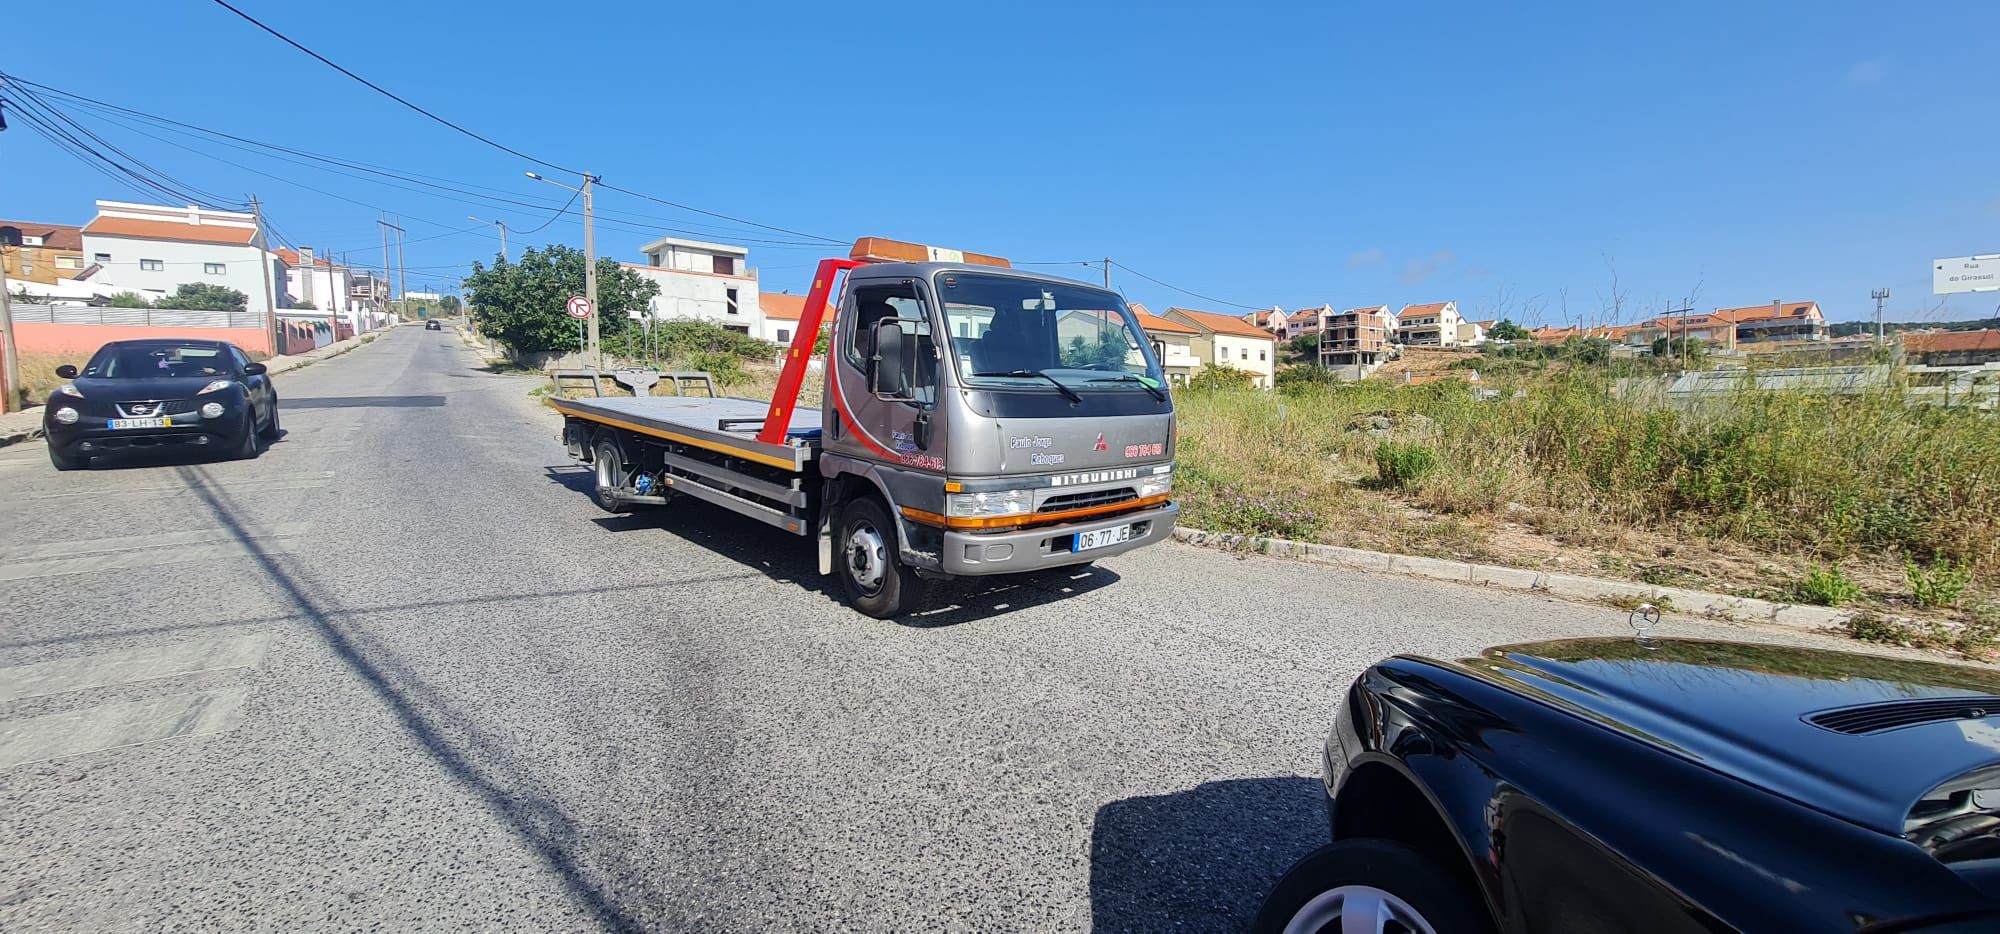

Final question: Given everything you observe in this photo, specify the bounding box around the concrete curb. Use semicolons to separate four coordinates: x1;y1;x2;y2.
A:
1172;526;1854;633
0;325;395;450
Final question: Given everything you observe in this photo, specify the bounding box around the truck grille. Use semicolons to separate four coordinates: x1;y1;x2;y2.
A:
1040;487;1137;513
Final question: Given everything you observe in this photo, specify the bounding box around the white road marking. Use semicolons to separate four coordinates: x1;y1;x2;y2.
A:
0;539;300;583
0;635;271;703
0;689;251;768
0;523;308;563
28;472;334;500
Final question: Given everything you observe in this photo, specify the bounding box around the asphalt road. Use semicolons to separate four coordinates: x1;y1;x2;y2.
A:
0;325;1899;931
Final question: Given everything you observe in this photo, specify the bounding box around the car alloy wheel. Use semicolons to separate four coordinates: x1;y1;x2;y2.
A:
1282;885;1436;934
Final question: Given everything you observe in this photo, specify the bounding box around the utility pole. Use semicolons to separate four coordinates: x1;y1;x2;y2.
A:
583;171;599;367
1661;298;1694;371
251;195;278;355
1103;257;1111;289
394;216;407;319
498;222;508;262
377;217;395;319
0;244;18;414
1872;288;1891;348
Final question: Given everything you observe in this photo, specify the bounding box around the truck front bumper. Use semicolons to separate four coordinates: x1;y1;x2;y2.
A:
939;502;1179;576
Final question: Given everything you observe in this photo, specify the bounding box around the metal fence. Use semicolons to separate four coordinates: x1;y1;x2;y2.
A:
10;303;263;329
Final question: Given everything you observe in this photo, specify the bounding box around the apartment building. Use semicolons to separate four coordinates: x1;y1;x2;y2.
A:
623;236;763;336
0;220;87;285
1320;305;1393;368
78;201;286;316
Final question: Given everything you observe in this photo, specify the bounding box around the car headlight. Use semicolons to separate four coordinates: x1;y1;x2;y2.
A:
946;489;1034;518
197;379;236;395
54;407;80;425
57;383;84;398
1136;464;1174;498
200;402;225;419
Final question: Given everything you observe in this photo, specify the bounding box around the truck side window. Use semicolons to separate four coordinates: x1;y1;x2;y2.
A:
845;282;936;405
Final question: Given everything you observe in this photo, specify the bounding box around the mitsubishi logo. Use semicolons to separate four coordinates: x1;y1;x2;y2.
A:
1093;433;1108;452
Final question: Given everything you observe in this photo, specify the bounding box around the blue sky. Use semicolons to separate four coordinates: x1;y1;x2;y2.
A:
4;0;1997;324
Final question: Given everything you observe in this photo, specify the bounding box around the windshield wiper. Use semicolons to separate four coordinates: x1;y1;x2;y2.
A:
972;369;1083;403
1086;374;1167;401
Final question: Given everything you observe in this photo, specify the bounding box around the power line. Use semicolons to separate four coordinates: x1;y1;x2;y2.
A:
1106;259;1262;310
206;0;580;177
594;182;844;245
512;187;580;236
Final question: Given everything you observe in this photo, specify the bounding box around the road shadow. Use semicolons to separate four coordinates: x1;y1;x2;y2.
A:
542;464;1124;626
1089;777;1327;933
170;464;657;931
280;395;446;409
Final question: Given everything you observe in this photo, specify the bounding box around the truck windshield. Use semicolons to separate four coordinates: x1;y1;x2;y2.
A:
934;273;1164;393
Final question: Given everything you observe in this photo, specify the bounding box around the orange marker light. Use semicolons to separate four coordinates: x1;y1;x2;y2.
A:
850;237;1010;268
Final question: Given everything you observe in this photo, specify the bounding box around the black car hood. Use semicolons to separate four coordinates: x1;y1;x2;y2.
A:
70;376;232;400
1438;638;2000;835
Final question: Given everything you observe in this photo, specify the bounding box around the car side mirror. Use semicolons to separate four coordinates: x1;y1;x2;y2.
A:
55;364;78;379
243;363;268;376
869;319;913;400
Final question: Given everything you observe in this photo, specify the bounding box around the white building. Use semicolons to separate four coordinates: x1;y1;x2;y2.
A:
623;236;764;338
1163;306;1278;388
1397;301;1474;347
278;248;351;312
79;201;288;317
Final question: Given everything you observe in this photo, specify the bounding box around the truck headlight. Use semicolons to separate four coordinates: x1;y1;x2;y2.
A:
1136;475;1172;498
200;402;225;419
54;407;80;424
946;489;1033;518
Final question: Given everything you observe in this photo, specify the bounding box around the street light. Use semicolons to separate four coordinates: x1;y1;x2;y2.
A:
468;215;508;262
525;169;599;367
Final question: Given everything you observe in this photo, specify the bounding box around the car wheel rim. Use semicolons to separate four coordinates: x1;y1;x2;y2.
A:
845;521;887;596
1282;885;1436;934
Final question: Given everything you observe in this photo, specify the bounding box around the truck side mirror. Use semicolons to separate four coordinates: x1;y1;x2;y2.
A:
55;364;78;379
870;319;913;400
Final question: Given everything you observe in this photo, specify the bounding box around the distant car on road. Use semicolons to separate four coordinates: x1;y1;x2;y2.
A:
1256;637;2000;933
42;338;280;470
425;320;442;330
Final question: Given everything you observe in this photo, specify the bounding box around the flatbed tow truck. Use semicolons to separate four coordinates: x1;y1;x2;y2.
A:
551;237;1178;617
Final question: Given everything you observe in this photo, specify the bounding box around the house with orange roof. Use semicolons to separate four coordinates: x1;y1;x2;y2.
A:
1163;306;1277;387
757;290;835;346
273;246;367;318
1397;301;1477;346
1283;304;1334;339
1631;300;1826;353
80;201;287;318
1128;302;1204;383
1903;329;2000;367
1246;306;1290;336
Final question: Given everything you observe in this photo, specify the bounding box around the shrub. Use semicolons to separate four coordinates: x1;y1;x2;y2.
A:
683;350;750;387
1375;441;1440;489
1186;363;1254;392
1908;560;1971;608
106;291;153;308
1795;565;1861;607
1275;364;1337;395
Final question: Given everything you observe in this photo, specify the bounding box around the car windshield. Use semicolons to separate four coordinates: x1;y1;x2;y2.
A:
83;344;232;379
936;273;1163;392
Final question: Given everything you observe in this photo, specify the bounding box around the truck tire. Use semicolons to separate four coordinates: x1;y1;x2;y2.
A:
835;496;927;619
591;437;635;513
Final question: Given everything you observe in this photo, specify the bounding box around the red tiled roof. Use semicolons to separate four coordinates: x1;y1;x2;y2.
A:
757;291;832;321
1714;301;1820;323
273;248;335;267
0;220;85;251
1252;308;1285;326
83;216;258;246
1166;306;1276;339
1904;329;2000;354
1400;301;1451;316
1134;310;1199;335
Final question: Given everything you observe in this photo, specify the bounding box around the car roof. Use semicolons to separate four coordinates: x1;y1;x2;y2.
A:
100;338;230;349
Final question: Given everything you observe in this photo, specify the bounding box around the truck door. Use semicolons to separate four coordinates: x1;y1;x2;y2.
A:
827;279;941;472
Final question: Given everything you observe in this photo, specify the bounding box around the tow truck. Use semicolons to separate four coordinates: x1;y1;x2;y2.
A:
551;237;1179;618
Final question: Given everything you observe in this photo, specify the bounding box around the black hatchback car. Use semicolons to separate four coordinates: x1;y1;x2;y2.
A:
42;339;280;470
1257;638;2000;933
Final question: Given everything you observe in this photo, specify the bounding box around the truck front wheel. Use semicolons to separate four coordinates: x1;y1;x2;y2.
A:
836;497;927;619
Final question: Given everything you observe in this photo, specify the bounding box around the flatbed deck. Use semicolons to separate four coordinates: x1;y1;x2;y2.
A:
550;395;820;472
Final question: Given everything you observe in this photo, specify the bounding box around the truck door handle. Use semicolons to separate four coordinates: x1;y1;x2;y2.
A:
914;411;932;449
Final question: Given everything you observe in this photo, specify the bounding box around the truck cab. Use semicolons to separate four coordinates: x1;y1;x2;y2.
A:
551;238;1178;618
817;254;1178;615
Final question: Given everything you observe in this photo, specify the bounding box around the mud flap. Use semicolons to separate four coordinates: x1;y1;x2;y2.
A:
817;514;833;576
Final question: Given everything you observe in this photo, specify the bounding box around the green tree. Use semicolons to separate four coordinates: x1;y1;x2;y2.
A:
1284;333;1321;356
1488;318;1532;341
1650;336;1708;364
1061;331;1128;369
462;245;661;354
106;292;153;308
164;283;249;312
440;295;462;314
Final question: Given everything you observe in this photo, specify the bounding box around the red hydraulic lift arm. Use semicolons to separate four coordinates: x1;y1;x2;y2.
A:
756;256;868;445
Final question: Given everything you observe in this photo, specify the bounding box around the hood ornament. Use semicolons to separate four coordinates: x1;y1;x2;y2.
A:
1628;602;1664;649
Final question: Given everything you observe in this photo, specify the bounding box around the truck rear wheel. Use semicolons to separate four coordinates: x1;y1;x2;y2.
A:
836;497;927;619
591;438;635;513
